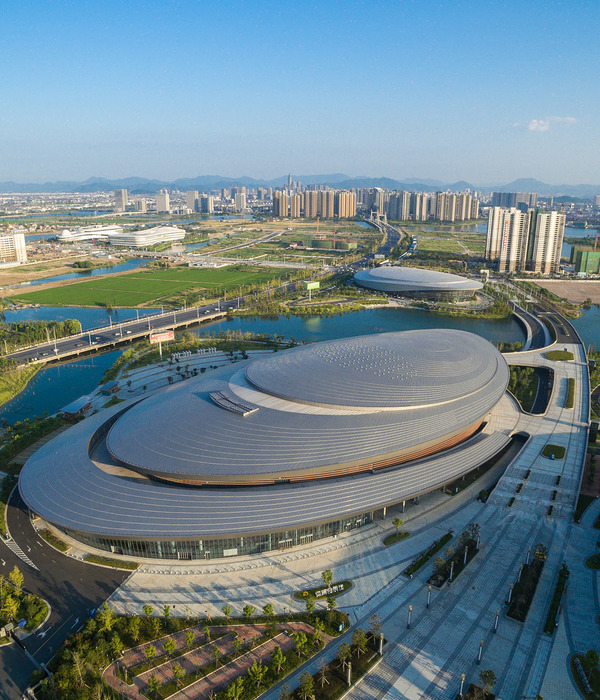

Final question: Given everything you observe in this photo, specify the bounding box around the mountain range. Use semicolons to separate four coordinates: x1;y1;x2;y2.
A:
0;175;598;198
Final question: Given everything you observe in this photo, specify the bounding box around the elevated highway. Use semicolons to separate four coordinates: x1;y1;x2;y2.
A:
5;302;238;367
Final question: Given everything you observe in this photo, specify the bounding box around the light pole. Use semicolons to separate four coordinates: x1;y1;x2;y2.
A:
459;673;466;698
407;605;413;629
477;639;484;665
494;609;500;633
426;585;432;608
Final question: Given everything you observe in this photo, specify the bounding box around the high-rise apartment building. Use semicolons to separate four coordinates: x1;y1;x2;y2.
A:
134;198;147;213
485;207;565;274
186;191;199;212
234;193;247;212
485;207;530;272
273;191;289;217
201;195;215;214
155;190;170;213
492;192;538;209
114;189;128;212
320;190;336;219
289;193;302;218
304;190;319;218
594;195;600;207
335;191;357;218
527;210;566;274
0;232;27;264
411;193;429;222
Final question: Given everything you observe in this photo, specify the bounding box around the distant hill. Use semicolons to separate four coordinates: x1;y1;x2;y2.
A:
0;174;598;198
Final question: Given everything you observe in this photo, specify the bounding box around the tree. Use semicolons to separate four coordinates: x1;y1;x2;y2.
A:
147;675;161;699
162;604;171;620
298;672;314;700
226;677;245;700
337;641;352;670
222;604;232;619
271;645;285;673
128;616;141;642
352;628;368;656
321;569;334;587
145;645;157;662
110;633;124;658
151;616;162;637
172;662;185;688
2;595;18;622
292;631;308;658
305;598;316;615
247;660;268;690
262;603;274;618
185;630;195;648
479;669;497;698
369;613;383;639
584;649;600;680
97;602;116;632
311;627;323;648
143;604;154;620
326;595;337;611
163;638;176;656
243;604;256;619
8;566;23;595
212;644;222;667
318;658;330;688
278;683;293;700
393;517;404;533
233;637;243;654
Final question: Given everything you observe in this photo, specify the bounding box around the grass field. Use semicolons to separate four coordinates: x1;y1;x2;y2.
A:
10;265;289;308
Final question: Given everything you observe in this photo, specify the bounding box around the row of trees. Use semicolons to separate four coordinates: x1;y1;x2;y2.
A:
0;319;82;353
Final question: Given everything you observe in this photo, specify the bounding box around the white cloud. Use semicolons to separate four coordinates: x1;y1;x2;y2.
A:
528;119;549;132
526;116;577;132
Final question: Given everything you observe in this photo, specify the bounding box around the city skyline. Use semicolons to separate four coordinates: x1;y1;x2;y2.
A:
2;0;598;183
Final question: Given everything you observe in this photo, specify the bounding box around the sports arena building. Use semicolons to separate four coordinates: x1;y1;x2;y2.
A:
19;330;511;561
354;266;483;300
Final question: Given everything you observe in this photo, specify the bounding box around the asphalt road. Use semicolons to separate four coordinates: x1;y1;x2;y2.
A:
0;490;129;699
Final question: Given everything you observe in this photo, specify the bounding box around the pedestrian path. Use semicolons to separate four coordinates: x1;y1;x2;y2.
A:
2;537;38;570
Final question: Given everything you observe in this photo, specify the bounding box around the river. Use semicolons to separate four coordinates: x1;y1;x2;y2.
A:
8;257;151;288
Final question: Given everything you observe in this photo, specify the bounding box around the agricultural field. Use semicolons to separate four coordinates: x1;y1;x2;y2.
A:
9;265;290;308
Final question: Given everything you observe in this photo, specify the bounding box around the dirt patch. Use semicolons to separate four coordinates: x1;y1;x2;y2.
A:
531;280;600;304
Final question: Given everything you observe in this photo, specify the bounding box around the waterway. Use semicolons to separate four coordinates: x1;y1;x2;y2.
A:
9;258;150;289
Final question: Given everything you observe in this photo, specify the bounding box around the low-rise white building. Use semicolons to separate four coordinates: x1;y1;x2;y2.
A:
109;225;185;247
58;225;123;242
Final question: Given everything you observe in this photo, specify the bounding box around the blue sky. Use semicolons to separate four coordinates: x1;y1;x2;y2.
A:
1;0;597;184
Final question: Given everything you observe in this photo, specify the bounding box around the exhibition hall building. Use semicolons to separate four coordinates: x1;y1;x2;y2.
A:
19;329;510;560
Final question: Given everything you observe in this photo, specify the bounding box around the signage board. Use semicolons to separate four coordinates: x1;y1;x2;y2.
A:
149;331;174;344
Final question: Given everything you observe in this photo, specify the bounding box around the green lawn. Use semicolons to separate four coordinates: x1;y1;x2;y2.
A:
415;237;466;253
11;265;289;308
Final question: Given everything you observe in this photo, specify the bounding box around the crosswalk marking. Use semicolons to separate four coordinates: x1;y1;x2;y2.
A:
3;539;39;570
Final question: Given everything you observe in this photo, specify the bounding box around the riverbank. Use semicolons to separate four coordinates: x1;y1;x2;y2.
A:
0;364;40;411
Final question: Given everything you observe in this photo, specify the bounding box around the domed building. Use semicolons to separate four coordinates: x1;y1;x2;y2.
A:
354;266;483;300
20;329;510;561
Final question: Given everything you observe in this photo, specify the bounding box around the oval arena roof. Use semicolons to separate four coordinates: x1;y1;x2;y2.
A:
354;266;483;293
19;330;511;539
